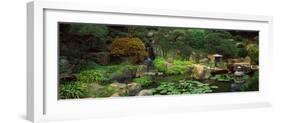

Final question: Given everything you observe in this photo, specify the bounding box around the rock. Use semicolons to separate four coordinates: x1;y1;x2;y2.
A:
231;83;242;92
199;58;209;64
111;70;134;84
137;89;154;96
144;72;157;76
59;57;73;74
85;52;110;65
109;82;127;89
191;64;211;80
127;82;142;96
110;92;120;97
136;65;147;77
109;82;142;96
108;82;127;97
87;83;106;98
59;73;76;81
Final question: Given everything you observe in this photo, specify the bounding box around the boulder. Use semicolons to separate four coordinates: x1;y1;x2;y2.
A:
109;82;127;96
231;83;242;92
137;89;154;96
59;73;76;82
109;82;127;89
191;64;211;80
109;82;142;96
110;92;120;97
127;82;142;96
59;57;73;74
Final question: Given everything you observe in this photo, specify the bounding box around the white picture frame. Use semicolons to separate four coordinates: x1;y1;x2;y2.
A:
27;0;273;122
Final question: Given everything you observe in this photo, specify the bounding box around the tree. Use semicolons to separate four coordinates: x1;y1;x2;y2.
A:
188;29;207;49
204;33;238;58
67;23;109;51
238;47;248;58
153;28;193;59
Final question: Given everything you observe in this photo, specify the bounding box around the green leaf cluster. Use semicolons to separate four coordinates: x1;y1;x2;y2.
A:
59;82;88;99
133;76;152;87
153;57;193;75
153;80;217;95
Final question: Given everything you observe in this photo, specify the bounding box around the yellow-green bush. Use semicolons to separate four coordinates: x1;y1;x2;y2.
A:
153;57;193;75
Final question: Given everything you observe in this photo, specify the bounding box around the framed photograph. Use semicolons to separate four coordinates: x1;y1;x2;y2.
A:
27;0;273;122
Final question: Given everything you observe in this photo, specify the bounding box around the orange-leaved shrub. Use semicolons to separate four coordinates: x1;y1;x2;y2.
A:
110;37;147;63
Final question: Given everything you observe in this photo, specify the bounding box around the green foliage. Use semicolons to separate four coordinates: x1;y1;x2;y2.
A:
78;70;110;84
213;30;232;39
233;35;243;42
220;40;238;58
168;60;193;74
153;80;217;95
247;44;259;65
59;82;88;99
66;24;109;51
153;57;193;75
153;28;193;58
129;26;150;43
133;76;153;87
78;63;138;83
238;47;248;57
241;71;259;91
153;57;168;72
69;23;109;40
204;33;238;58
188;29;207;49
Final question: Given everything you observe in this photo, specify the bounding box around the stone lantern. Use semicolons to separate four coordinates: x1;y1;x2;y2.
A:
234;66;245;83
213;54;222;67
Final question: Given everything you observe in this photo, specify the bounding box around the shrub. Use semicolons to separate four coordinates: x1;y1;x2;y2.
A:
78;64;138;84
59;82;88;99
188;29;207;49
153;80;217;95
167;60;193;74
241;71;259;91
77;70;109;84
247;44;259;65
153;57;168;72
133;76;152;87
68;24;109;40
153;57;193;75
204;33;238;58
238;48;248;58
110;37;147;63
